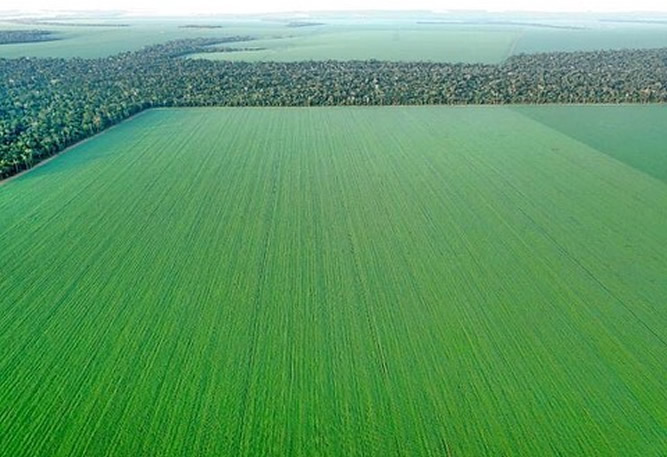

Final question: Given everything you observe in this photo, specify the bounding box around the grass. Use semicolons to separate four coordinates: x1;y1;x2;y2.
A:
0;107;666;456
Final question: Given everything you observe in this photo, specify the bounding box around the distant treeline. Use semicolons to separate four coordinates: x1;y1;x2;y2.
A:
204;46;267;53
416;20;585;30
0;30;60;45
598;19;667;25
10;20;130;27
179;25;224;29
1;37;666;179
152;36;257;57
286;21;326;28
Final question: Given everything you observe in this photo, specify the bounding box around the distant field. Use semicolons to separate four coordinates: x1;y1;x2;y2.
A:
514;24;667;54
191;22;667;63
192;27;520;63
3;16;666;62
1;107;666;456
0;20;290;58
0;20;519;62
514;105;667;183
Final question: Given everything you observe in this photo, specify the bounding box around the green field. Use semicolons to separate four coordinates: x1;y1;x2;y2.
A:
0;20;290;58
191;27;520;63
0;19;521;62
1;107;666;456
513;105;667;183
514;24;667;54
191;21;667;63
3;15;667;62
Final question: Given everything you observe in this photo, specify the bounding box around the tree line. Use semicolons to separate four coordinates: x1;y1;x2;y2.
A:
0;30;60;45
1;37;666;179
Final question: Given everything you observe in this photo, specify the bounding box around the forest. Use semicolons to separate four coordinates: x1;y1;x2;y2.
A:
0;30;60;45
1;37;666;179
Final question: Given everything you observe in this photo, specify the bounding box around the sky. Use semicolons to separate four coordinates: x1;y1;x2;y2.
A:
2;0;667;15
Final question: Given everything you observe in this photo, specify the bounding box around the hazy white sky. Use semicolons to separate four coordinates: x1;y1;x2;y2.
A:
2;0;667;15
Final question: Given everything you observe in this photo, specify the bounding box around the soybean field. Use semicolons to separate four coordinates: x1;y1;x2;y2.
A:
0;107;666;456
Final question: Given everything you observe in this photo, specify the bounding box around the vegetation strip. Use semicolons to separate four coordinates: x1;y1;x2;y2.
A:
9;20;131;27
1;37;666;179
0;30;61;45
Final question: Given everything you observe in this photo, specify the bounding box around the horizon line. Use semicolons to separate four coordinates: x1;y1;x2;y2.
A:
3;8;667;16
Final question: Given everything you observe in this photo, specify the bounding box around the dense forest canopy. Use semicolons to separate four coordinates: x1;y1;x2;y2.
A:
1;37;666;179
